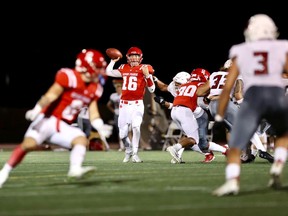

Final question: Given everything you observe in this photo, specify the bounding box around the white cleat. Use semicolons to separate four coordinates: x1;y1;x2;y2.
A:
171;158;178;164
0;170;9;188
212;179;239;197
171;158;185;164
123;153;132;163
67;166;96;180
167;146;181;163
132;154;143;163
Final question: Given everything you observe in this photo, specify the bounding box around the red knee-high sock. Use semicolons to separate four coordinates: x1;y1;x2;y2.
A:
7;145;27;168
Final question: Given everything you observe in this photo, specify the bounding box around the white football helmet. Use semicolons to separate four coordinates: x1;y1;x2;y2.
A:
223;59;232;70
173;71;191;85
244;14;278;42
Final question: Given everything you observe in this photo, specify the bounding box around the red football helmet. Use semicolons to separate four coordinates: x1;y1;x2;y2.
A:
126;47;143;67
190;68;210;83
75;49;107;76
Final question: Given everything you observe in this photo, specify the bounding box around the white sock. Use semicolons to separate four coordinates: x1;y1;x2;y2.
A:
178;147;185;158
274;147;287;163
174;143;183;151
270;147;287;175
251;148;258;156
2;163;12;174
259;132;267;147
208;142;226;153
250;133;266;151
70;145;86;170
226;163;240;180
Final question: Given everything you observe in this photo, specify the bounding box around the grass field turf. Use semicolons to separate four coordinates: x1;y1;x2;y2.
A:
0;150;287;216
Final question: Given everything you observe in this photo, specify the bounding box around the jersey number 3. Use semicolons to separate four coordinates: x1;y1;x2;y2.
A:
254;52;268;75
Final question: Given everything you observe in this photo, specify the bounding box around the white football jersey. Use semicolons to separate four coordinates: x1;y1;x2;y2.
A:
229;39;288;92
208;71;228;97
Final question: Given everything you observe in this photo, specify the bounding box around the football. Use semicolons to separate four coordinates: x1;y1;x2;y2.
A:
106;48;123;59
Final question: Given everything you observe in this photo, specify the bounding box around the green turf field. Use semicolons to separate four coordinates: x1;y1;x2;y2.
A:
0;150;287;216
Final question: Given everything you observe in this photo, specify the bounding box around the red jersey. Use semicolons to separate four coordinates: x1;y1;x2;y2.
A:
42;68;103;124
173;81;202;112
118;64;154;100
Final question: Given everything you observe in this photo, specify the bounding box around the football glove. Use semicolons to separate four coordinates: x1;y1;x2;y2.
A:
25;104;42;121
154;96;166;107
91;118;113;138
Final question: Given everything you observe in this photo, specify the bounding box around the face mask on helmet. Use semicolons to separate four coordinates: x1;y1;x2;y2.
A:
75;49;107;77
190;68;210;83
126;47;143;67
244;14;278;42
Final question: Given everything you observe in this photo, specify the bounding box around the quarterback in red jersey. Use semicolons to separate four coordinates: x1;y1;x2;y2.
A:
0;49;108;188
106;46;155;162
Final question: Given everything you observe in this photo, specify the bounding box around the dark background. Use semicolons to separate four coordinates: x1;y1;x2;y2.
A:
0;3;287;143
1;3;287;108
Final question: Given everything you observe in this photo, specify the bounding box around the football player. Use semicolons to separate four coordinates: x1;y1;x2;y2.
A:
105;47;155;163
0;49;109;188
197;59;274;163
211;14;288;196
154;70;228;163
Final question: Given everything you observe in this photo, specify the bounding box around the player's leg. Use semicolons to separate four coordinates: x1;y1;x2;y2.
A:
130;103;145;163
118;105;133;162
0;115;51;188
167;107;198;163
49;120;96;179
267;94;288;188
213;90;263;196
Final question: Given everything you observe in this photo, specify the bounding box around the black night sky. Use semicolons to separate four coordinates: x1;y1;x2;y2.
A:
2;3;287;108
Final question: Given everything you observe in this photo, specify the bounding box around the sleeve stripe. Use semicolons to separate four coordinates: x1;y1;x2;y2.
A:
62;69;78;88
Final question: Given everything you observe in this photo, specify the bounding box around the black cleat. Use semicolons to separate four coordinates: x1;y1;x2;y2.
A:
259;150;274;163
241;154;255;163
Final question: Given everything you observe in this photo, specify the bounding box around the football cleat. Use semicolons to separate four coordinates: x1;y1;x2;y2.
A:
212;178;239;196
123;153;132;163
171;158;185;164
132;154;143;163
167;146;181;163
241;154;256;163
67;166;96;180
203;152;215;163
258;150;274;163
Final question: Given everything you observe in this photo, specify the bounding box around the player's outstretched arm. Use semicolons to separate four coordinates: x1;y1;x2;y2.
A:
25;82;64;121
